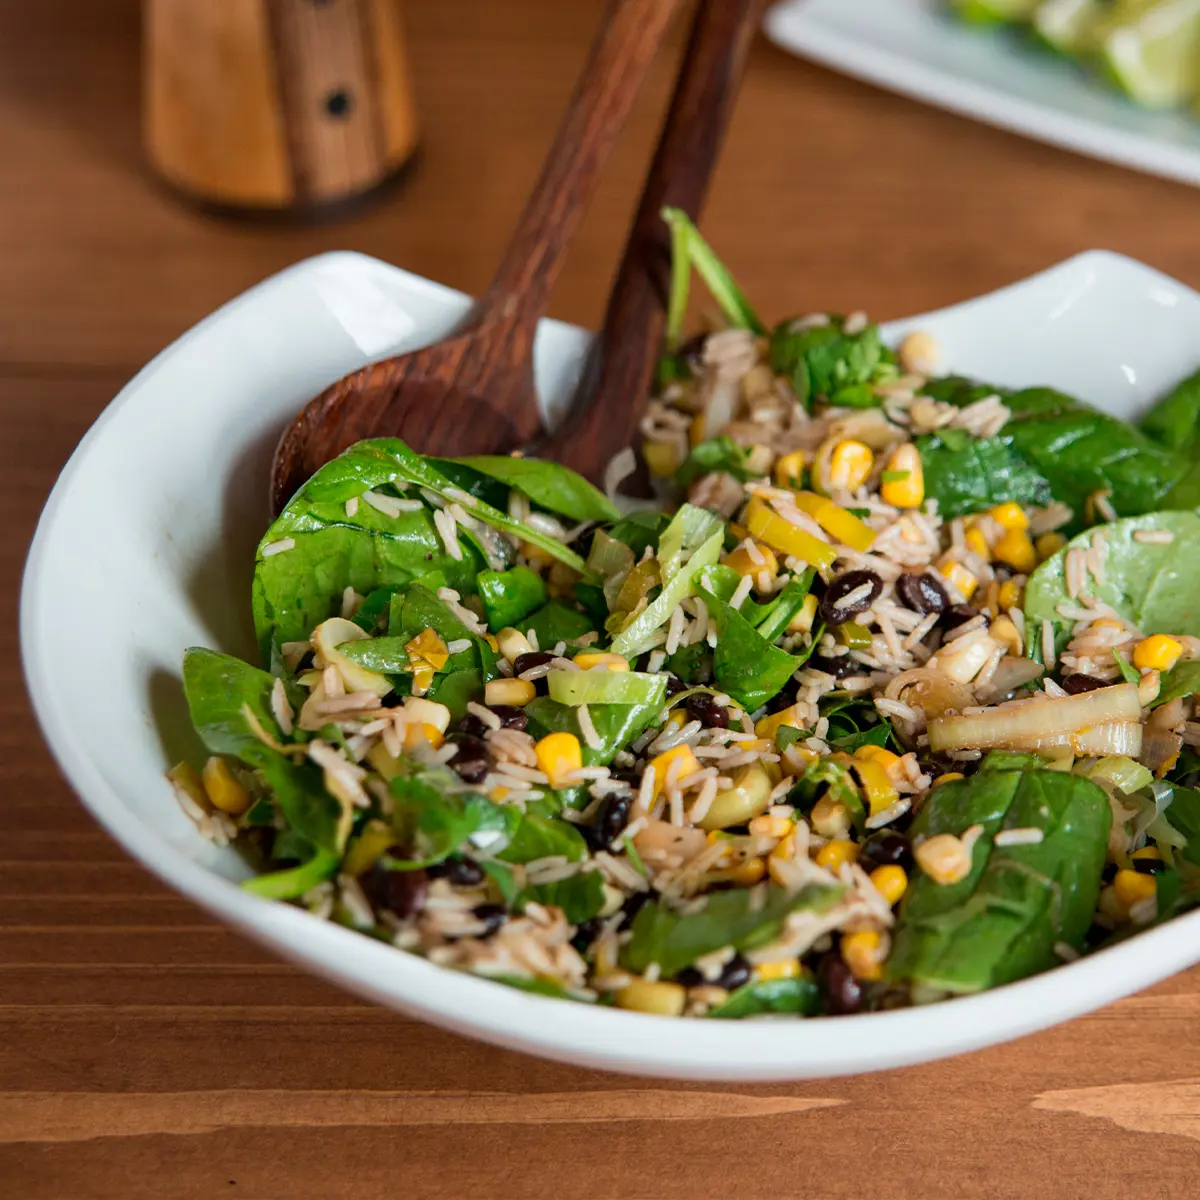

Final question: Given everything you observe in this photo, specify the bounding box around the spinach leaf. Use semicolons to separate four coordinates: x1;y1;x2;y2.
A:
1150;660;1200;711
978;750;1051;773
487;974;574;1000
1025;512;1200;640
607;511;670;559
1141;366;1200;455
709;974;819;1019
426;668;485;721
338;636;413;673
525;697;662;767
886;770;1110;994
447;455;619;524
916;430;1053;518
351;586;402;634
522;600;597;649
243;849;341;900
1160;783;1200;866
770;314;891;410
477;566;547;632
498;813;588;864
820;695;895;753
1112;649;1140;685
620;884;845;978
674;437;754;490
527;871;606;925
387;775;520;870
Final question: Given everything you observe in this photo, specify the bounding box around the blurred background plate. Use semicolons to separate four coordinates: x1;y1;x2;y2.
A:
764;0;1200;188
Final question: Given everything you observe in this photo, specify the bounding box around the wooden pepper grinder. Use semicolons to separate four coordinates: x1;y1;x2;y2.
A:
143;0;419;214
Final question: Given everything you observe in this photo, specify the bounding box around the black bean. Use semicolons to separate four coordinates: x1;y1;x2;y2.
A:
664;675;688;698
445;857;485;887
363;864;427;919
686;692;730;729
449;734;491;784
382;691;407;709
513;651;556;695
1062;673;1108;695
460;713;489;739
675;966;704;988
808;653;859;680
471;903;506;939
716;953;752;992
895;571;948;615
596;793;633;850
818;953;864;1016
818;570;883;627
1101;861;1118;885
572;918;602;953
938;604;978;632
1132;857;1168;876
859;830;912;872
490;705;528;731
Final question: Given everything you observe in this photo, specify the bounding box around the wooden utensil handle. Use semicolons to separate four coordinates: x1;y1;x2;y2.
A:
544;0;764;479
468;0;683;353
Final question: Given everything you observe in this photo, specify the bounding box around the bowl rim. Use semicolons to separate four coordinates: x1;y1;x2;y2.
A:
21;248;1200;1081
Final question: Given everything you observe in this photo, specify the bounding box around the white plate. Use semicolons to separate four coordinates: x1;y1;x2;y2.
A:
765;0;1200;188
20;249;1200;1081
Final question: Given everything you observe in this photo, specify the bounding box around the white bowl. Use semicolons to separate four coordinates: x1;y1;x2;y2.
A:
21;250;1200;1081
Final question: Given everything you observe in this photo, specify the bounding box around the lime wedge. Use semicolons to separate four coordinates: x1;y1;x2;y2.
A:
950;0;1040;24
1032;0;1108;55
1096;0;1200;108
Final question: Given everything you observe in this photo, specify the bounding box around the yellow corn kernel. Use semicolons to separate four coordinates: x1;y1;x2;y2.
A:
689;414;707;447
643;439;682;478
748;814;794;840
851;757;898;819
484;677;536;707
754;704;805;741
991;615;1022;658
828;440;874;492
915;833;973;885
841;929;885;982
744;497;837;570
167;762;210;813
342;820;397;877
404;698;451;733
787;594;819;635
1131;846;1162;862
990;502;1029;531
202;756;251;815
534;732;583;790
965;527;990;559
811;795;852;840
932;772;964;787
410;664;435;697
496;627;534;662
647;743;701;794
816;839;859;872
722;541;780;585
1133;634;1183;673
1113;868;1157;911
615;977;687;1017
854;745;901;770
406;627;449;672
781;744;818;778
992;528;1037;573
573;651;630;673
938;558;978;601
754;958;802;983
403;722;445;751
791;491;877;553
869;864;908;906
774;450;807;488
770;833;797;862
997;580;1024;612
880;443;924;509
1035;532;1067;560
729;857;767;886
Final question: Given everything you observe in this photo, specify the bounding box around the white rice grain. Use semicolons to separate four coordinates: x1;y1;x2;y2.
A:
261;538;295;558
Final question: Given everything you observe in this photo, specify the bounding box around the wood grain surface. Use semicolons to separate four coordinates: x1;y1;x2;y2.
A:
5;1;1200;1196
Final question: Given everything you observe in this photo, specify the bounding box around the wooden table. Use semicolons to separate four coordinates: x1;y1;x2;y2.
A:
4;1;1199;1195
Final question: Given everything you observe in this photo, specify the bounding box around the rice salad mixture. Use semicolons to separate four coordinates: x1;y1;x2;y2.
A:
171;212;1200;1019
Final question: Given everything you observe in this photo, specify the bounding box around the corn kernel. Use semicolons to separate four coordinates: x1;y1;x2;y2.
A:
828;440;874;492
770;833;797;862
615;977;687;1016
496;627;534;662
404;698;452;733
997;580;1024;612
754;704;805;741
841;929;886;981
484;677;536;707
932;772;964;787
1131;846;1162;861
898;330;941;376
1133;634;1183;673
816;839;858;872
723;541;779;586
869;864;908;906
854;745;901;770
774;450;806;488
915;833;973;884
574;651;630;672
202;756;251;815
342;820;397;877
403;722;445;751
648;744;701;794
754;958;802;983
787;594;819;635
167;762;210;813
851;756;898;819
1035;532;1067;560
993;528;1037;573
880;443;924;509
991;615;1022;658
689;414;707;447
643;439;682;478
965;527;990;559
1114;867;1157;911
811;795;852;840
406;627;449;672
938;559;978;601
534;731;583;789
730;857;767;886
748;814;794;840
990;502;1029;531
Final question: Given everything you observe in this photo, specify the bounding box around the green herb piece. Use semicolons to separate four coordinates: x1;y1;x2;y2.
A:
769;314;890;410
446;456;619;523
386;774;520;871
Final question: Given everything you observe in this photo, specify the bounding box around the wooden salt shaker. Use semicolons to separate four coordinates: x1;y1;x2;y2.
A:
143;0;419;214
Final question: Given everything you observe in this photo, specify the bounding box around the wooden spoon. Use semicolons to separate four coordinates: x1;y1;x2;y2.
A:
270;0;683;516
535;0;765;483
